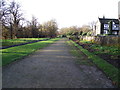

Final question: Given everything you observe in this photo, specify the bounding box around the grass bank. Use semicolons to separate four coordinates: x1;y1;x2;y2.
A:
68;40;120;87
66;40;94;66
1;38;60;66
1;38;48;47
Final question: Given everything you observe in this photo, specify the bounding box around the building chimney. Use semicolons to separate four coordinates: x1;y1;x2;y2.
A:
103;15;105;19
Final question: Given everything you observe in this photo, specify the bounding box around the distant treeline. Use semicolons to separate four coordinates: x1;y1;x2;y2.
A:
1;0;58;39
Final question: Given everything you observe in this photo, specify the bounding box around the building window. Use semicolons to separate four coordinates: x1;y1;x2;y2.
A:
112;31;118;35
103;30;108;34
104;24;109;30
112;24;119;30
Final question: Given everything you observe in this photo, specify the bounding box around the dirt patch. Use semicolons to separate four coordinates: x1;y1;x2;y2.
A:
74;40;120;69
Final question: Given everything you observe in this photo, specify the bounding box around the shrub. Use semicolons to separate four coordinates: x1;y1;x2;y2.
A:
82;32;87;36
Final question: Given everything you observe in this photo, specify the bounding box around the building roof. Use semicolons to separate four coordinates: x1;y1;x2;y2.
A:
98;18;119;24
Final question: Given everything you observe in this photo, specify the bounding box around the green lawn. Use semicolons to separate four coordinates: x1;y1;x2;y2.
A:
1;38;48;47
68;40;120;87
1;38;60;66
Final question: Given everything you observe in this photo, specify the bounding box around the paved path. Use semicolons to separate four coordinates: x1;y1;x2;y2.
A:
2;38;115;88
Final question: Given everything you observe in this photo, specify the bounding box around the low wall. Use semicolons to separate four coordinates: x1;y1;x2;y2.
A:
78;36;120;47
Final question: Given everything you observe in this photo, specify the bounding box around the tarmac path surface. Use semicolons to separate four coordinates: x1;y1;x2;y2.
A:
2;38;115;88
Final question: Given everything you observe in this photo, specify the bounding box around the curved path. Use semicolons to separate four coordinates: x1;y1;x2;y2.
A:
2;38;115;88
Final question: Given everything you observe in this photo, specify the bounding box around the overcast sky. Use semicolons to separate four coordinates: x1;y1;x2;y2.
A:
9;0;120;28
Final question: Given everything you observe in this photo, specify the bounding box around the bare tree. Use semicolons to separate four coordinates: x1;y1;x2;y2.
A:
30;16;39;38
0;0;10;39
9;1;23;38
1;0;24;39
0;0;5;19
42;19;58;38
47;19;58;38
89;21;96;30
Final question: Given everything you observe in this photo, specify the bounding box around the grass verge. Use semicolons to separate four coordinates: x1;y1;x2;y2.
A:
66;40;94;66
69;40;120;87
1;38;60;66
1;38;48;47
